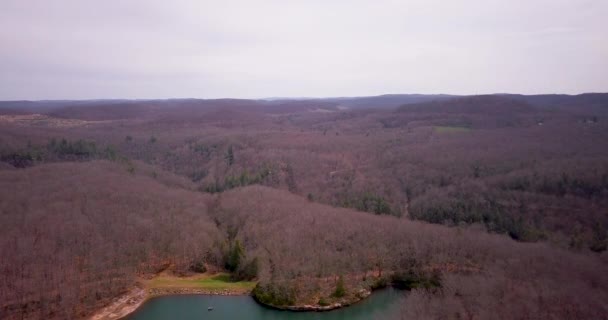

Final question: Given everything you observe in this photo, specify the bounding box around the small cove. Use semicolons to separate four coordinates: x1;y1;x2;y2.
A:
125;288;404;320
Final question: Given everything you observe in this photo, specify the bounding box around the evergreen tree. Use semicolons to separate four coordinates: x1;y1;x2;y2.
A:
332;275;346;298
226;239;244;272
235;257;259;280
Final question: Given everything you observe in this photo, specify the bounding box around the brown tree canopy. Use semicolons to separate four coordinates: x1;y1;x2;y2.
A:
1;94;608;319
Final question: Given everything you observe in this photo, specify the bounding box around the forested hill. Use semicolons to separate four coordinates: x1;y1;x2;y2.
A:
1;161;607;319
1;93;608;319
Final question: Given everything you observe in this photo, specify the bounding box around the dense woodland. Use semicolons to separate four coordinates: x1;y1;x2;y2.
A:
1;94;607;319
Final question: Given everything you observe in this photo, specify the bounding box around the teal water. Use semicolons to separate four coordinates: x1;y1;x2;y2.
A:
126;288;404;320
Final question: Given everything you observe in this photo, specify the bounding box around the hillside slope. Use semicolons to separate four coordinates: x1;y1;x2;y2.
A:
1;161;607;319
0;161;220;319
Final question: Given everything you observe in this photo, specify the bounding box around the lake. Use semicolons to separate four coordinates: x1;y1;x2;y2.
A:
126;288;404;320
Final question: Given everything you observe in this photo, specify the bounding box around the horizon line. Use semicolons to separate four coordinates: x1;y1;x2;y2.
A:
1;92;607;103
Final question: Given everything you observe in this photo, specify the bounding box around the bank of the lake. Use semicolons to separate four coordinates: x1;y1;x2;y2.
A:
125;287;404;320
253;288;373;312
91;272;411;320
90;273;255;320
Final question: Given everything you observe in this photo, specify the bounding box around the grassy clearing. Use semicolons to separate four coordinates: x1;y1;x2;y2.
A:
434;126;472;133
146;273;256;292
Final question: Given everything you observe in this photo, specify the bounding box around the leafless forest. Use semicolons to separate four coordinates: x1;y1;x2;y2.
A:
1;94;608;319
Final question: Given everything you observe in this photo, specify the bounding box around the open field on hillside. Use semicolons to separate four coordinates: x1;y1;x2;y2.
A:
146;273;256;292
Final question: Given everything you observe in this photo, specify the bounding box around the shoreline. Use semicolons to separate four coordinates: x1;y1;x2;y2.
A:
88;271;255;320
90;274;394;319
89;286;253;320
89;288;147;320
90;286;379;319
254;288;373;312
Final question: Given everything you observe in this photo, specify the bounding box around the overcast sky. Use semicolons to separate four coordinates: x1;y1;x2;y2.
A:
0;0;606;100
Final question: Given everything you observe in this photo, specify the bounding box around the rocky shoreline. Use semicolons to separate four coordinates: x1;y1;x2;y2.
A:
256;288;373;312
89;288;146;320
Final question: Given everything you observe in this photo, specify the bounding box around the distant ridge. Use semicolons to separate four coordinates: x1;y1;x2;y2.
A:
1;93;606;114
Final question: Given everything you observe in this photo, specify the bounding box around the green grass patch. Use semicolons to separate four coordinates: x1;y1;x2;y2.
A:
148;273;256;292
434;126;472;133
